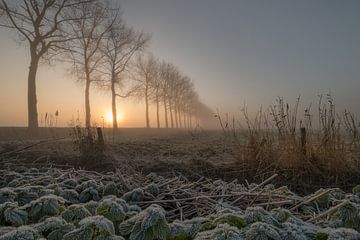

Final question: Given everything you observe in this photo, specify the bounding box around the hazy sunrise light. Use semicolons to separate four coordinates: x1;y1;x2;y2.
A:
1;1;360;238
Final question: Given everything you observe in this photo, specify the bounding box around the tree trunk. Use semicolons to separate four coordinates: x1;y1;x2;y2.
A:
27;56;39;132
178;108;182;128
156;93;160;129
111;74;118;130
183;110;187;129
163;96;168;128
85;70;91;128
189;112;193;129
145;84;150;128
174;102;179;128
169;99;174;128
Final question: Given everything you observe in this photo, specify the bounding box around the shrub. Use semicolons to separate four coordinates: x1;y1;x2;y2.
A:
118;204;170;240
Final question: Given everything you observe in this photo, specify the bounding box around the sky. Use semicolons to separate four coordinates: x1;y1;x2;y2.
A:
1;0;360;127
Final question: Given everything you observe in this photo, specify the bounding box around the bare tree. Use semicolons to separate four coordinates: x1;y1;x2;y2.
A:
159;62;179;128
0;0;92;131
148;65;163;129
102;17;149;130
66;1;115;128
133;54;158;128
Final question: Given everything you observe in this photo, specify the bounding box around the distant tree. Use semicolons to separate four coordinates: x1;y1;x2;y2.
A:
133;54;158;128
102;17;149;130
0;0;92;132
150;70;163;129
66;0;115;128
159;62;179;128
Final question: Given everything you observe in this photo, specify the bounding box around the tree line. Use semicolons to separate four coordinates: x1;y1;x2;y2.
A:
0;0;212;131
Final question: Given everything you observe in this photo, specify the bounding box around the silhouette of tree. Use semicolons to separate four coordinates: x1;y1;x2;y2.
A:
66;0;116;128
101;16;149;130
0;0;93;132
133;54;158;128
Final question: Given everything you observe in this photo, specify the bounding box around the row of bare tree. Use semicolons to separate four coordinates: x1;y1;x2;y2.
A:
0;0;211;131
133;54;212;129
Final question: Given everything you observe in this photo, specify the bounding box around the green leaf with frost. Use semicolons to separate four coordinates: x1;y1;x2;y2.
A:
0;226;40;240
14;189;38;206
3;203;28;226
76;180;101;193
330;202;360;231
60;179;78;189
194;223;243;240
24;195;65;222
59;189;79;204
33;216;70;237
170;219;206;240
63;215;115;240
0;188;16;204
103;182;119;197
79;187;101;203
245;222;281;240
121;188;144;203
244;207;280;226
84;200;99;215
118;204;170;240
213;213;246;229
61;204;91;224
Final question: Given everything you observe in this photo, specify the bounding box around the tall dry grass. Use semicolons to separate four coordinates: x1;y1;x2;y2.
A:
217;93;360;192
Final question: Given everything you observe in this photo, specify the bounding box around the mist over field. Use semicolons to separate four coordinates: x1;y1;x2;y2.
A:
1;1;360;239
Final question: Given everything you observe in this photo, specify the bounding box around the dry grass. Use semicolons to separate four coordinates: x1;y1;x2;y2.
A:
217;94;360;192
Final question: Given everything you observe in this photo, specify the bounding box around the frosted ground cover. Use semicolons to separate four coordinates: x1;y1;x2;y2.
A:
0;167;360;239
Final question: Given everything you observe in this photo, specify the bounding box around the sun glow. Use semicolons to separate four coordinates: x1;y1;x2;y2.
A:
105;111;124;124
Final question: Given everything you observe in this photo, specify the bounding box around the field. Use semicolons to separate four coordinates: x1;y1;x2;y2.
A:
0;127;360;239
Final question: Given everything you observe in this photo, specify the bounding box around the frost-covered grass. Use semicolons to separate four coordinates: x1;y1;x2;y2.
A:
0;167;360;239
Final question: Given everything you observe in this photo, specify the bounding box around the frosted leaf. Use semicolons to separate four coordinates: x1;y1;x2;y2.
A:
212;212;246;229
2;202;28;226
59;189;79;204
144;184;159;197
103;182;119;197
0;188;16;204
96;198;126;228
318;227;360;240
270;208;306;226
84;200;99;215
79;187;101;203
244;207;280;226
352;185;360;197
63;215;115;240
33;216;72;237
118;204;170;240
129;205;141;213
330;202;360;231
245;222;281;240
122;188;144;203
61;204;92;224
60;179;78;190
3;172;22;185
194;223;243;240
76;180;102;193
23;195;65;222
280;222;317;240
170;219;205;239
14;188;39;206
0;226;40;240
101;195;130;212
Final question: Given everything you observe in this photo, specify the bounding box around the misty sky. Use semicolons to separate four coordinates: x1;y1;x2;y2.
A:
1;0;360;127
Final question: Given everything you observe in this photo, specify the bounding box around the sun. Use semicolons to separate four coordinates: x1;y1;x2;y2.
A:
105;112;124;124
